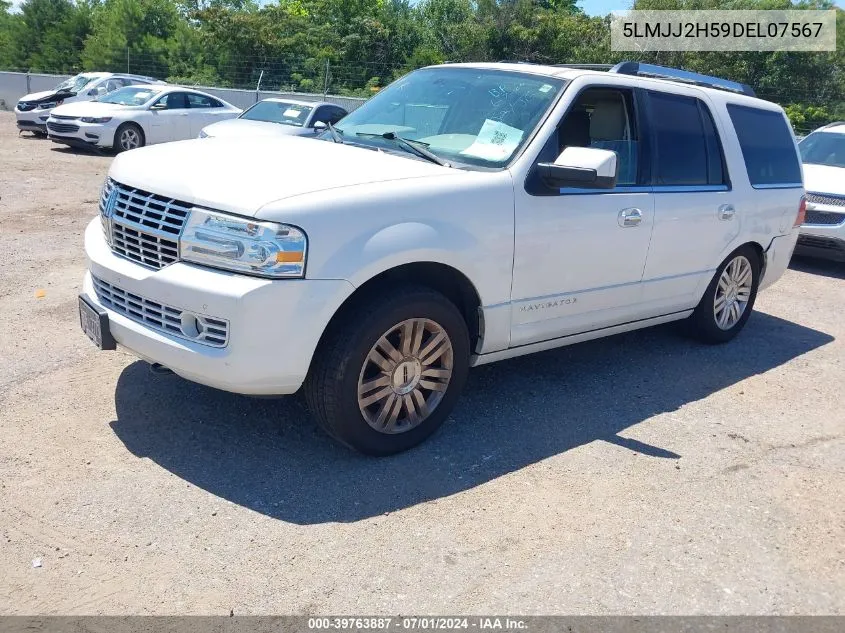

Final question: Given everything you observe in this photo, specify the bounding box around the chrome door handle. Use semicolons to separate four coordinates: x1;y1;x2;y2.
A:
618;207;643;227
718;204;736;220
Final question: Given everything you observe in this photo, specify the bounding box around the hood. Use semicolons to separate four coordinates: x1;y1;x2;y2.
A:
18;90;65;105
203;118;310;138
109;135;458;216
803;163;845;197
49;100;132;117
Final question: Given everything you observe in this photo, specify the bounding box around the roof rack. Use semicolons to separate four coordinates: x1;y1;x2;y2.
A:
610;62;755;97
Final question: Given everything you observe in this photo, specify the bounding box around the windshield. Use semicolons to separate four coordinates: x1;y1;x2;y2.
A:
334;67;566;168
54;74;98;93
799;131;845;168
240;101;313;126
97;86;161;106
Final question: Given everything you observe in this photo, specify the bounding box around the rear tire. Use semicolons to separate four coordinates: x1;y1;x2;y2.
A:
304;285;470;456
114;123;144;153
688;245;761;344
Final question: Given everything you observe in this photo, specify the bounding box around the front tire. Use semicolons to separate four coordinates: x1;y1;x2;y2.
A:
688;245;761;344
305;285;470;456
114;123;144;153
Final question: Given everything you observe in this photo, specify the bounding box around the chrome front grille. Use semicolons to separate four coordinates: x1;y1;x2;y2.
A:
102;180;192;270
47;121;79;134
91;274;229;348
804;209;845;226
806;192;845;207
51;114;78;120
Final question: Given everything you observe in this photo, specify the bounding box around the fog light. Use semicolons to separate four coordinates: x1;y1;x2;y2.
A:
179;312;205;339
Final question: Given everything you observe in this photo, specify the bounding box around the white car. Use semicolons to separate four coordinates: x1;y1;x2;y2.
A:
79;62;803;455
47;85;241;152
15;72;162;136
199;98;348;139
795;122;845;261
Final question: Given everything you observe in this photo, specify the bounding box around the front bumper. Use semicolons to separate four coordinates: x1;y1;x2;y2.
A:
47;120;116;148
796;214;845;262
15;109;48;132
82;218;355;395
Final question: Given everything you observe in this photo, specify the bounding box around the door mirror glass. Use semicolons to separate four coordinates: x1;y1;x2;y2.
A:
150;102;167;111
313;120;327;130
538;147;618;189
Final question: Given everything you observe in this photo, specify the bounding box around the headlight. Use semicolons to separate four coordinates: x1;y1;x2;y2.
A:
37;102;57;110
180;209;307;278
81;116;112;124
198;129;209;138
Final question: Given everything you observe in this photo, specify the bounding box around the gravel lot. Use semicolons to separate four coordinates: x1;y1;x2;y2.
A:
0;111;843;615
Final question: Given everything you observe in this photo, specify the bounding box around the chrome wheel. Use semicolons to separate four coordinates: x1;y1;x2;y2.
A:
357;318;453;434
713;255;753;330
119;127;141;150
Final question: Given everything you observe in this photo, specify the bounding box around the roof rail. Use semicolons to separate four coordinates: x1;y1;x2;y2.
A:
553;64;613;70
610;62;755;97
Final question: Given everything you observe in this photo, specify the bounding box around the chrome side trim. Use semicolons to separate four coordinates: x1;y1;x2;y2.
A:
471;310;693;366
751;183;803;190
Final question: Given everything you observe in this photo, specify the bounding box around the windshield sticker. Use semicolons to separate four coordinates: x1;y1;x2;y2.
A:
460;119;524;161
539;84;553;93
283;108;303;118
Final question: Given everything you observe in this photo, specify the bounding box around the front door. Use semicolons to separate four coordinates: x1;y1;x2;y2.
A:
510;86;655;347
148;92;191;144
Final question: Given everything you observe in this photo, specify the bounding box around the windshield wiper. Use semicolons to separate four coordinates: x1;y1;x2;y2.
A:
356;131;449;167
326;122;344;144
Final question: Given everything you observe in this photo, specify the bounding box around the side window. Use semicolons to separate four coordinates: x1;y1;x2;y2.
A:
726;104;802;187
104;79;123;93
154;92;189;110
186;93;220;108
311;105;331;125
327;106;347;124
557;88;640;185
647;91;726;187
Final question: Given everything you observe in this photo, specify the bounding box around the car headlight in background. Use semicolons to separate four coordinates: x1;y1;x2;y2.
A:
81;116;112;124
180;210;307;278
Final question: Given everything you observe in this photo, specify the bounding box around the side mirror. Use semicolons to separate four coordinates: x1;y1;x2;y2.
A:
313;121;327;131
149;102;166;111
537;147;618;190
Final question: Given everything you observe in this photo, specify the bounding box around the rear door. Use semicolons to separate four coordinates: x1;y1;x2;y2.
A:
187;93;229;135
639;89;736;314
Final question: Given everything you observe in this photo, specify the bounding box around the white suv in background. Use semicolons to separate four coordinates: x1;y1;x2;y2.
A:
14;72;162;136
79;62;804;455
795;122;845;261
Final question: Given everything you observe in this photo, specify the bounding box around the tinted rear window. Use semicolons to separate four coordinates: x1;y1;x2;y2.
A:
648;91;726;186
726;104;801;187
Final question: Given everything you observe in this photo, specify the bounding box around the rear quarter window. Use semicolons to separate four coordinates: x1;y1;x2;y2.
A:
726;104;802;188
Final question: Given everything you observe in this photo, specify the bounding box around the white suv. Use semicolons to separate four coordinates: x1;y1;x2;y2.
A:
795;122;845;261
79;62;805;455
15;72;162;135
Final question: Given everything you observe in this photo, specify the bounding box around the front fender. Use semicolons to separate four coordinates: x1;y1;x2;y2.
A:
326;220;482;293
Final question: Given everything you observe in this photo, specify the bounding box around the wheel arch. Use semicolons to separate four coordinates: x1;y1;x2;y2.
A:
312;261;484;369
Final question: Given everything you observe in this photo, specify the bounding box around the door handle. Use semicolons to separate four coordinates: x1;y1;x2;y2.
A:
618;207;643;227
718;204;736;220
